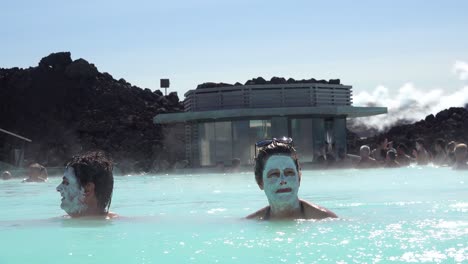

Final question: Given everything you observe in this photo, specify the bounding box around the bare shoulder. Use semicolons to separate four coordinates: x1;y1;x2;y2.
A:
106;212;119;219
246;206;269;220
300;200;338;219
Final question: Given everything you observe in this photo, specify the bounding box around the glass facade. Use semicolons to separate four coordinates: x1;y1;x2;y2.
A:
198;120;272;166
232;120;250;165
325;118;335;156
198;122;216;166
196;117;344;166
198;121;233;166
214;121;232;165
290;118;314;162
249;120;271;163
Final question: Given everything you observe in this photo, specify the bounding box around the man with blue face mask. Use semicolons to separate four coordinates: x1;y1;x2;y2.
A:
247;138;337;220
56;151;116;218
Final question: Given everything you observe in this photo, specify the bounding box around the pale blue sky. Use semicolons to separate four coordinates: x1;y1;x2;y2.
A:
2;0;468;98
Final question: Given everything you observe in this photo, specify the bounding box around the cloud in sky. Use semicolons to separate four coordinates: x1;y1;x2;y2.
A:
453;61;468;80
351;61;468;131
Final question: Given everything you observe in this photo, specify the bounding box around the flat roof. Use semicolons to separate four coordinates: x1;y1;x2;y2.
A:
185;83;352;97
154;106;387;124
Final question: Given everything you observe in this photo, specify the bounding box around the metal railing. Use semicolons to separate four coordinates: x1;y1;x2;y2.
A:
184;84;352;112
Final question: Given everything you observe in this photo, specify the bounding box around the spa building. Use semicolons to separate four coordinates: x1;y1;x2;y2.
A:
154;78;387;167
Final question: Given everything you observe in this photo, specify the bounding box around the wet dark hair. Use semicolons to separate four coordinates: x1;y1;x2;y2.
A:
232;158;241;167
416;138;425;147
435;138;446;148
254;143;300;186
397;143;408;153
29;163;42;169
338;148;346;159
387;149;396;160
28;163;46;178
377;136;387;144
67;151;113;213
447;141;457;151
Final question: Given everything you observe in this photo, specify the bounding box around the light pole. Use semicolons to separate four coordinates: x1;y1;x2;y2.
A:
160;79;170;96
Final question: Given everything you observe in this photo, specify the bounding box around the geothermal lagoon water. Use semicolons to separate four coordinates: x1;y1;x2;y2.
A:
0;167;466;263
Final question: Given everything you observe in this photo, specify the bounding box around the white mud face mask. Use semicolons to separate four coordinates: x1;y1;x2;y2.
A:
262;155;300;208
56;167;88;216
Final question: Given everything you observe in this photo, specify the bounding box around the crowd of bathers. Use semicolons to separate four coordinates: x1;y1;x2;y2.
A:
315;137;468;170
1;163;48;181
1;136;465;221
1;140;338;221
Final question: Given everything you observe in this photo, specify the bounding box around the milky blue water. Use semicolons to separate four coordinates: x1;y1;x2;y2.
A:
0;166;467;263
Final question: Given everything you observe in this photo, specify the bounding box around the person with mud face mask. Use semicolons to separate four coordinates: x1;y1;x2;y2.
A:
246;138;337;220
56;151;116;218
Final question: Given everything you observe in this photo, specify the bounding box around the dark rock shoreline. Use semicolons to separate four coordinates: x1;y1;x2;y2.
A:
347;107;468;155
2;52;467;173
0;52;184;173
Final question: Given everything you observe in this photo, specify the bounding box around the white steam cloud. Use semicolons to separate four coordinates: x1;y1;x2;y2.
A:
351;61;468;132
453;61;468;80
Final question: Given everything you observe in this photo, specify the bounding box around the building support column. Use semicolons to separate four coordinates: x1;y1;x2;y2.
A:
311;118;325;160
333;117;347;155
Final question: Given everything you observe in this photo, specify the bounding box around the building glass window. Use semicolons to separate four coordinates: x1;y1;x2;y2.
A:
232;120;250;165
324;118;335;156
249;120;271;162
198;122;216;166
214;121;232;165
291;118;314;162
198;121;233;166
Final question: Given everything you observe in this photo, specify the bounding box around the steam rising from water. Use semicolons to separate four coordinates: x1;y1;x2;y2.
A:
454;61;468;80
351;61;468;132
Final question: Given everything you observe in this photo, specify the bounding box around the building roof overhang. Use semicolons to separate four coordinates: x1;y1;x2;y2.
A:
154;106;387;124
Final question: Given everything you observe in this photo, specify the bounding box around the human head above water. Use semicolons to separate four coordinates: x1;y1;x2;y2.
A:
447;141;457;152
58;151;114;215
28;163;43;178
397;143;408;154
415;138;425;150
377;137;388;148
248;139;338;220
360;145;370;158
454;143;467;162
387;149;397;161
254;142;300;187
434;138;446;152
2;171;12;180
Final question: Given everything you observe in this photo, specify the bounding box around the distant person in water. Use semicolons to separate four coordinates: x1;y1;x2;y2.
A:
56;151;116;218
246;137;337;220
384;149;400;168
355;145;378;169
335;148;354;168
229;158;241;173
446;141;457;165
22;163;47;182
452;143;468;170
371;137;389;162
413;138;430;165
396;143;412;166
2;171;12;180
215;161;225;173
432;138;448;166
315;143;336;168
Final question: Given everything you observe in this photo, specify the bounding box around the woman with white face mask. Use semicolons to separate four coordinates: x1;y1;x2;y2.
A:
246;138;337;220
56;151;116;218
